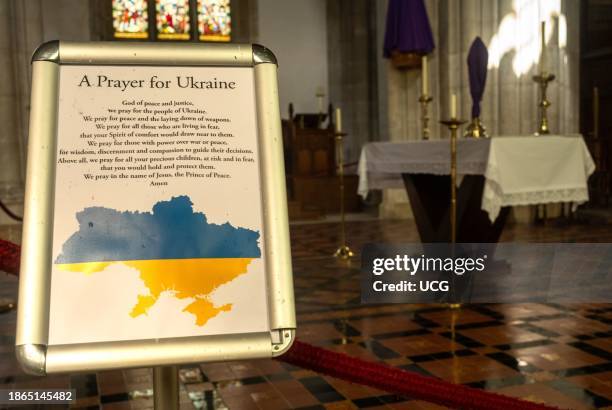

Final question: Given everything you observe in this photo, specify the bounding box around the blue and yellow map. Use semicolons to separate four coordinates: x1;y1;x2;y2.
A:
55;196;261;326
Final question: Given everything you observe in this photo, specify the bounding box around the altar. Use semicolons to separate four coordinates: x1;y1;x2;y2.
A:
358;135;595;242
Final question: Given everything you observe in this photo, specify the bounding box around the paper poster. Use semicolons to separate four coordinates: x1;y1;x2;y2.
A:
48;65;269;345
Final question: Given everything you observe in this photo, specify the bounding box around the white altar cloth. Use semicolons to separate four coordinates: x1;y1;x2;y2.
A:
357;135;595;222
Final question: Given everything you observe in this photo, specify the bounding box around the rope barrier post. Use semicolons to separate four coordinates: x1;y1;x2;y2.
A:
441;115;466;311
333;107;353;261
153;365;179;410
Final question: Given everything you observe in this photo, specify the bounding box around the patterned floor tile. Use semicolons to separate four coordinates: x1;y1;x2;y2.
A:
2;218;612;408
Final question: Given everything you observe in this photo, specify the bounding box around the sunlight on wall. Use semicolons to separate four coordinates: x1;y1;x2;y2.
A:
488;0;566;76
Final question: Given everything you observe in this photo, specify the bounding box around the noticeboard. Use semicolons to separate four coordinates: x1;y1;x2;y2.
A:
15;41;295;375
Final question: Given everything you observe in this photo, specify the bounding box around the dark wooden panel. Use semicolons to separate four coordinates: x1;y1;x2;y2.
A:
580;0;612;205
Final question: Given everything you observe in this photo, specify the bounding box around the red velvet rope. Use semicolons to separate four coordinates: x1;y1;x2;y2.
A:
0;240;559;409
279;340;560;410
0;238;20;276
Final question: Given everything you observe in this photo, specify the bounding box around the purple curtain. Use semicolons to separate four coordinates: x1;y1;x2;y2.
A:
467;37;489;118
383;0;435;58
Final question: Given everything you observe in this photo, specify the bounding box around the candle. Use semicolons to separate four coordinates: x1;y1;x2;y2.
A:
335;108;342;133
316;86;324;113
540;21;547;74
450;93;457;119
421;55;429;96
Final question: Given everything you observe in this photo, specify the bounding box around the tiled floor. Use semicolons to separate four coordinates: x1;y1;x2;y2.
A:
1;217;612;409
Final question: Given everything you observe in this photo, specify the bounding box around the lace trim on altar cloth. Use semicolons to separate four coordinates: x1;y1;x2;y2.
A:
373;161;487;176
482;180;589;222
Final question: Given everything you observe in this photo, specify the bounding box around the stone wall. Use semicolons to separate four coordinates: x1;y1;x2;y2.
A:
257;0;328;116
327;0;382;163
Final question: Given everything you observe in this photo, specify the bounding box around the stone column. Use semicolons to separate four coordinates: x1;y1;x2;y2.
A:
232;0;258;43
327;0;380;163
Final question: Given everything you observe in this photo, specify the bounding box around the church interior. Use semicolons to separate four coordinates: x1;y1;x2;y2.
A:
1;0;612;409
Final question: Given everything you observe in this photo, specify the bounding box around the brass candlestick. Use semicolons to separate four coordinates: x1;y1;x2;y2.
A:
532;72;555;135
316;88;326;128
333;132;354;260
464;116;488;138
441;117;466;310
419;94;433;140
440;118;467;243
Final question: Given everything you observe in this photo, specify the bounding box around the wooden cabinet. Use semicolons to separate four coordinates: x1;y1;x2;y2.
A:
282;106;361;219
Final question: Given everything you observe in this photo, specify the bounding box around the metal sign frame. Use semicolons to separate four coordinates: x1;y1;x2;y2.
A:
16;41;295;375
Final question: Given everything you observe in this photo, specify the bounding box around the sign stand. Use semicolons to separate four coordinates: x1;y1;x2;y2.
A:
16;40;296;389
153;366;179;410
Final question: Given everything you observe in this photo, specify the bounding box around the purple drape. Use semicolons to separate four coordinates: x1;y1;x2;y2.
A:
467;37;489;118
383;0;435;58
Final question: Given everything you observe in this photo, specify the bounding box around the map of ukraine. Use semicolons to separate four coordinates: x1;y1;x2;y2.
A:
55;196;261;327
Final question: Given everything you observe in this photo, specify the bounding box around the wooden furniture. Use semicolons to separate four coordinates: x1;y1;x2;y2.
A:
283;104;361;219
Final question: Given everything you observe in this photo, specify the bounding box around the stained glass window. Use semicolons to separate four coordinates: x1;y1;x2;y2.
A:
113;0;149;39
198;0;231;42
156;0;191;40
112;0;231;42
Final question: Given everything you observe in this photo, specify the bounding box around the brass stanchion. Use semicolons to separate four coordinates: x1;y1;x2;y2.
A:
333;131;353;260
441;106;466;311
153;366;179;410
333;108;353;260
440;118;467;244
